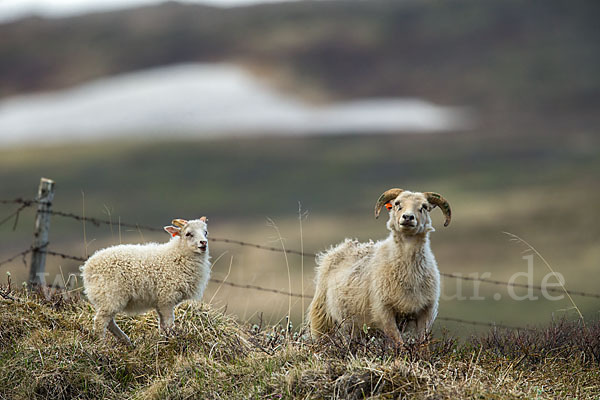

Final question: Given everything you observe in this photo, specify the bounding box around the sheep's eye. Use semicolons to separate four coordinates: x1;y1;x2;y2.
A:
422;204;429;211
185;232;193;237
204;231;208;237
394;201;401;207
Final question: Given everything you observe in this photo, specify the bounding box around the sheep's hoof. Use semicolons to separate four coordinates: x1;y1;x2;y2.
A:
160;326;175;338
112;333;134;348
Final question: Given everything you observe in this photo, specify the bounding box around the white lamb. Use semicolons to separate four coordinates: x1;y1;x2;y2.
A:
80;217;211;346
308;189;451;343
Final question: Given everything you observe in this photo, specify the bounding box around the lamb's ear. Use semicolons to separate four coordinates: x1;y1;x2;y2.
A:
172;219;188;228
200;216;208;223
164;226;181;237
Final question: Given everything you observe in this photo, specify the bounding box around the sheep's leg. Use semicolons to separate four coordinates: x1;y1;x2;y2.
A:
107;318;133;347
380;307;403;344
157;306;175;335
415;303;437;340
94;309;132;347
93;309;113;338
308;287;333;338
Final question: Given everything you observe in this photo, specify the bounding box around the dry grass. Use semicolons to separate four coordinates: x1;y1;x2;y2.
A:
0;286;598;399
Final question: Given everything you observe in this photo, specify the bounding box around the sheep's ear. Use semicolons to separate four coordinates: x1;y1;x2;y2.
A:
164;226;181;237
172;219;188;228
200;216;208;223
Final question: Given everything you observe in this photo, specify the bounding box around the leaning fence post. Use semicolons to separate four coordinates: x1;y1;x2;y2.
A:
28;177;55;288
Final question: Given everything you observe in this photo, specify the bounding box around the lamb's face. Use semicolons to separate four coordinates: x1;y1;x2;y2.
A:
180;220;209;254
386;192;433;236
164;218;209;254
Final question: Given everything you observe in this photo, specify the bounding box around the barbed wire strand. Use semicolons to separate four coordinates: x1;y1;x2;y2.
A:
45;250;87;262
43;210;311;256
209;237;310;257
21;250;310;298
0;198;37;205
7;241;600;300
436;316;534;331
45;210;163;232
209;277;310;299
38;245;600;300
38;248;600;305
0;248;33;267
0;202;34;230
207;277;532;330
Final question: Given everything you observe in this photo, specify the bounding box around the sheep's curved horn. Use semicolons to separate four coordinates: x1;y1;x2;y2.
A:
424;192;451;227
374;188;404;219
171;219;188;228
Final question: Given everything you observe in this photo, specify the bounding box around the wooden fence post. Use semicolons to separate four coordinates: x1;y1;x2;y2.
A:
28;177;55;287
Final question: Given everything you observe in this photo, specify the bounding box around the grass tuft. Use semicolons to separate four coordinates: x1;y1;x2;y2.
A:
1;286;598;399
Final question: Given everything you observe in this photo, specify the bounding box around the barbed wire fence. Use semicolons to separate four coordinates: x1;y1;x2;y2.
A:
1;180;599;333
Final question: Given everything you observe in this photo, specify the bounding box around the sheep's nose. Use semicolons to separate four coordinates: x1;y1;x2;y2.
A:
402;214;415;221
200;241;207;246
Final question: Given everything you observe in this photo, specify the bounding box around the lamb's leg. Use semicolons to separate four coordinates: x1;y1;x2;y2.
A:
93;309;113;338
380;307;403;344
157;306;175;335
94;309;132;347
107;318;133;347
415;303;437;339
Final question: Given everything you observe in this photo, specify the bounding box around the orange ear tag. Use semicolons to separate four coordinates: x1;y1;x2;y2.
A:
385;203;393;210
172;233;178;237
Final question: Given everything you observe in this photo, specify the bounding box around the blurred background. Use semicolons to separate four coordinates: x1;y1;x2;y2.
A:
1;0;599;335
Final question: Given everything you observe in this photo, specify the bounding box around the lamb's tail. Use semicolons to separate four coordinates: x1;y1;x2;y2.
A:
308;286;333;338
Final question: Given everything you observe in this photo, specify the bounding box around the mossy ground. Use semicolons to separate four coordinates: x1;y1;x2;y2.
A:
0;286;598;399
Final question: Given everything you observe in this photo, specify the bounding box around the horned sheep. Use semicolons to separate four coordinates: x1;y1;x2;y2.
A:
308;189;451;343
80;217;211;346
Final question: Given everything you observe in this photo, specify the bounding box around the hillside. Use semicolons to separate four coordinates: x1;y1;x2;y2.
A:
1;0;599;122
0;288;598;399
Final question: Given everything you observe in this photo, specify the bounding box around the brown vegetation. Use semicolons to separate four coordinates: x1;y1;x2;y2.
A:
1;284;598;399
